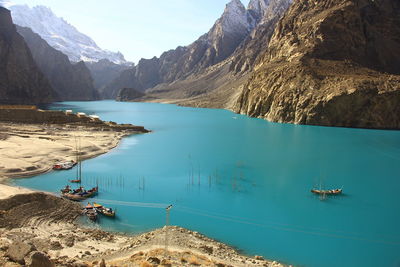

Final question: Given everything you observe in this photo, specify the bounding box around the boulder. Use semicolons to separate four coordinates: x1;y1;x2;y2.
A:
26;251;54;267
6;241;36;264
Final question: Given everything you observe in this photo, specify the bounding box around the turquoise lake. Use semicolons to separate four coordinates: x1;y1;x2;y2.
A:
11;100;400;267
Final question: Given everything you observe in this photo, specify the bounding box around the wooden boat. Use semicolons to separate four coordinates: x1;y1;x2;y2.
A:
62;193;86;201
60;185;71;194
93;202;115;217
62;186;98;201
311;188;342;195
53;161;75;170
83;203;97;221
69;179;81;183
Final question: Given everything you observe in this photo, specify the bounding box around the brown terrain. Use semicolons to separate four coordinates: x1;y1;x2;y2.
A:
233;0;400;129
0;193;285;267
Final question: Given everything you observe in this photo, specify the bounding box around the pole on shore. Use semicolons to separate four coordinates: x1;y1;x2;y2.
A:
165;204;173;256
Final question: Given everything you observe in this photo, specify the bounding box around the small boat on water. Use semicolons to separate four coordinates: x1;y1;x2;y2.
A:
311;188;342;195
83;203;97;221
93;202;115;217
62;186;98;201
69;179;81;183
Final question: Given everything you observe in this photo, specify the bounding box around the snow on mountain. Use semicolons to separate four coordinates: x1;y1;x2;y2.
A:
7;4;127;64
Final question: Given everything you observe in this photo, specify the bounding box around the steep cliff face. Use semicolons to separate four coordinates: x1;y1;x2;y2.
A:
0;7;53;104
16;26;97;101
235;0;400;129
103;0;264;98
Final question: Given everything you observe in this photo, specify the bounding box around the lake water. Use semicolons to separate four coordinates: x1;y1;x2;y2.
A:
11;101;400;267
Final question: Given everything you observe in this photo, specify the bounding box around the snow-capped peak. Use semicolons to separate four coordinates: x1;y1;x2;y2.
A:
8;4;127;64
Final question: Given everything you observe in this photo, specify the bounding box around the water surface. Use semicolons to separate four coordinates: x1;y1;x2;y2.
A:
13;101;400;267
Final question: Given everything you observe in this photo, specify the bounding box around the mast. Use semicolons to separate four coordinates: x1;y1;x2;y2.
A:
79;138;82;184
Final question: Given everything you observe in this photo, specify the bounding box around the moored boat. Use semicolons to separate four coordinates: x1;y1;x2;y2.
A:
311;188;342;195
83;203;97;221
93;202;115;217
60;185;71;194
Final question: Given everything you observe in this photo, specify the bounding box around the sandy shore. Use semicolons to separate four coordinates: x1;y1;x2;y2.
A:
0;122;138;181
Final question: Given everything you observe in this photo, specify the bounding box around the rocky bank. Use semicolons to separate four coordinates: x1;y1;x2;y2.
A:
0;193;286;267
234;0;400;129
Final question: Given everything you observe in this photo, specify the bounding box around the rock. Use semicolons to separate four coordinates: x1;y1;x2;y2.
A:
26;251;54;267
84;251;91;255
255;255;264;260
71;261;89;267
64;236;75;247
200;245;214;254
99;259;106;267
6;241;36;264
147;257;161;265
50;241;62;250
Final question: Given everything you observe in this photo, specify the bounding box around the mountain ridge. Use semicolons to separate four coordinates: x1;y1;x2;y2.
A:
7;4;127;64
101;0;274;99
16;26;98;101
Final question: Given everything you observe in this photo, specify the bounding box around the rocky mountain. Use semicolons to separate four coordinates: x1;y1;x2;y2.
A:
0;7;53;104
234;0;400;129
7;4;127;64
116;88;145;102
85;59;131;93
16;26;98;101
137;0;291;108
103;0;271;98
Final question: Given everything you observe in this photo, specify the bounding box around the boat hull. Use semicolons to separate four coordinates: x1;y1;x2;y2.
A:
311;189;342;195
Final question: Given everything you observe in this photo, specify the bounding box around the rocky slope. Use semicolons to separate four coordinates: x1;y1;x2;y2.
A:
103;0;271;98
7;4;127;64
141;0;291;108
16;26;98;101
234;0;400;129
85;59;131;92
0;7;53;104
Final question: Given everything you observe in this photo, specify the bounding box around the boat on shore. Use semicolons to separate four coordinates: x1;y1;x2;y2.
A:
93;202;115;217
311;188;342;195
53;160;76;170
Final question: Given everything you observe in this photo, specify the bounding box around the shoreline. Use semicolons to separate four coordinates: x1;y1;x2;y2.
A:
0;192;286;267
0;119;287;266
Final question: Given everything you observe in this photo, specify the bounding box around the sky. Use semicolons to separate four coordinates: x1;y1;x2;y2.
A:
8;0;250;63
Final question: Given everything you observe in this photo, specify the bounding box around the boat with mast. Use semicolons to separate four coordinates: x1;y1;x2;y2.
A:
70;137;81;183
61;137;98;201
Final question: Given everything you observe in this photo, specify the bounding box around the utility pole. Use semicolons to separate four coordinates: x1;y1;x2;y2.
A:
165;205;173;256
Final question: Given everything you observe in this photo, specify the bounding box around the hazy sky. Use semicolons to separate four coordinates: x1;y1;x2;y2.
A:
9;0;250;63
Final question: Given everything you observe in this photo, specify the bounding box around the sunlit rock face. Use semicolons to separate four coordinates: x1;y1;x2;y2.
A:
234;0;400;129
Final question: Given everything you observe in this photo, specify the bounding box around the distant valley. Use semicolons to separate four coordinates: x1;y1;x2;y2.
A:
0;0;399;129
